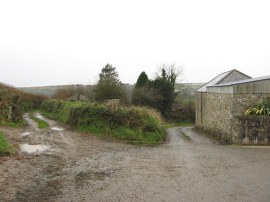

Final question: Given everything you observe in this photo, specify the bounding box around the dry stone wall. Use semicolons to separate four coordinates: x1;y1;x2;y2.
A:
196;92;234;143
237;116;270;144
195;92;270;144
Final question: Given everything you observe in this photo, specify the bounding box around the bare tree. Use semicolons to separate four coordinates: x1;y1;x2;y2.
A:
156;63;184;85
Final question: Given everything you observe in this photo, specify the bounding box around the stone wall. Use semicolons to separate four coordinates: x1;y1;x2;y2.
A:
230;94;270;143
237;116;270;144
195;91;270;144
195;92;202;126
195;92;234;142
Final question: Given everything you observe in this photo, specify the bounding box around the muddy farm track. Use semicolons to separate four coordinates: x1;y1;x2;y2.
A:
1;113;270;202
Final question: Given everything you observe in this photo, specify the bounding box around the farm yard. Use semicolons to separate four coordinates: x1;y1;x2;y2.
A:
2;0;270;200
1;66;270;201
1;113;270;202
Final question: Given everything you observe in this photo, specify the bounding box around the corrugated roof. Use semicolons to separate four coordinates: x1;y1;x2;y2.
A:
196;70;232;92
211;75;270;87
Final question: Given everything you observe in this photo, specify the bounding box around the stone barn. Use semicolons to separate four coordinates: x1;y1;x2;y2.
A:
195;69;270;144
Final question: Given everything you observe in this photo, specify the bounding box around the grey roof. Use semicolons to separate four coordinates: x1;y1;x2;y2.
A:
196;69;252;92
210;75;270;87
196;71;231;92
196;69;243;92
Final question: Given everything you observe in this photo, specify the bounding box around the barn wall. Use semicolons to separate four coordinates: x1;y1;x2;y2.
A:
234;80;270;94
236;116;270;144
195;92;234;142
230;93;270;144
195;92;202;126
207;79;270;94
195;91;270;144
207;86;234;94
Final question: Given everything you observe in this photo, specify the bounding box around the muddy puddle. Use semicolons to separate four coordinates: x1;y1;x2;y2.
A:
35;113;47;121
21;132;32;137
51;127;64;131
23;113;39;130
20;144;51;154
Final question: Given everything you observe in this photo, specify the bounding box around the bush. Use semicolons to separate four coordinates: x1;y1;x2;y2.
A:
0;88;21;123
0;82;47;125
41;100;165;145
245;97;270;116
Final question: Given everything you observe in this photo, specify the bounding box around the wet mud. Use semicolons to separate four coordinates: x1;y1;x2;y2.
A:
1;116;270;202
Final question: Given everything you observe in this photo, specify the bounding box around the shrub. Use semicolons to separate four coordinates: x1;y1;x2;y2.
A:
0;82;47;125
245;97;270;116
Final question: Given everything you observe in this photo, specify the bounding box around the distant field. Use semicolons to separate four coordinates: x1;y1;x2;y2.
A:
19;83;204;98
175;83;204;95
19;85;78;98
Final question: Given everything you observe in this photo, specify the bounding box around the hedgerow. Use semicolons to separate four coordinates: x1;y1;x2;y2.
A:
0;82;47;126
41;100;165;145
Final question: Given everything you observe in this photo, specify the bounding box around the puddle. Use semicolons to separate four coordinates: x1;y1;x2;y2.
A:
21;132;32;137
23;113;39;130
51;127;64;131
35;114;47;121
36;115;44;119
20;144;50;154
229;145;270;149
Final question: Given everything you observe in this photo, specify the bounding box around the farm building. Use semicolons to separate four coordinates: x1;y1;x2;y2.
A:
66;93;89;102
195;69;270;144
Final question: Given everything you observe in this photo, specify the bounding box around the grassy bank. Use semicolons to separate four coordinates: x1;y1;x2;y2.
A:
0;131;16;156
29;113;49;129
165;122;194;128
41;100;165;145
0;82;47;128
0;120;27;128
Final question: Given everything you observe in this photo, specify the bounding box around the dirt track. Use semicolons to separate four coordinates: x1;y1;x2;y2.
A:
1;113;270;202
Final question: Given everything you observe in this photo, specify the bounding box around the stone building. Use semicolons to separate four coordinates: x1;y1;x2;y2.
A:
66;93;89;102
195;69;270;144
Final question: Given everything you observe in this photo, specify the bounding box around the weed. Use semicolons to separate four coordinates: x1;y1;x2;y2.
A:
181;132;192;141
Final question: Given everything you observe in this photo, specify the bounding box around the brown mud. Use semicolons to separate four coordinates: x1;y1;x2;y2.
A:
1;113;270;202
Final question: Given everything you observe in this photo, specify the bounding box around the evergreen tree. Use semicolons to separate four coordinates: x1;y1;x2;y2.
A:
134;72;148;88
132;65;180;118
95;64;125;101
132;72;149;105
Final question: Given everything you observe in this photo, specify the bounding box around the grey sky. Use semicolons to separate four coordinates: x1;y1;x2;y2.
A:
0;0;269;87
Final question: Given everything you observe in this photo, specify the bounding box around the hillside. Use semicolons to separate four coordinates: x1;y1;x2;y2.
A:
175;83;204;95
19;83;204;98
19;85;70;98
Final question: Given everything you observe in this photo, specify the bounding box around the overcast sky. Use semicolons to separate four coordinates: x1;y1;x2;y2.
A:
0;0;269;87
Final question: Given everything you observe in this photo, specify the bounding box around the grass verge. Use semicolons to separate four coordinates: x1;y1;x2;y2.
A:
29;113;49;129
77;126;165;145
165;122;194;128
0;131;16;156
0;120;27;128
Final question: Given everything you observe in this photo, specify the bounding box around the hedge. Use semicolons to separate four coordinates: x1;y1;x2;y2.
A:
41;100;165;145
